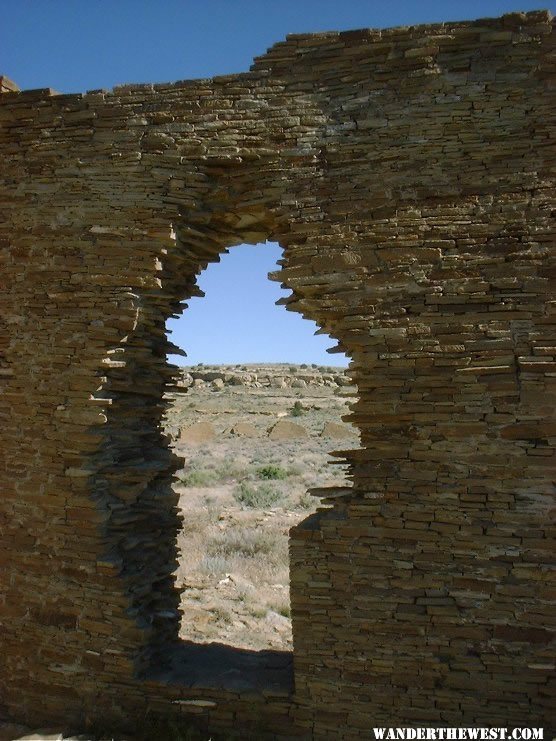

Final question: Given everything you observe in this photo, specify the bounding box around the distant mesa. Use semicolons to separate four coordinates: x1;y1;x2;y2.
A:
174;364;352;391
268;420;307;441
179;421;216;444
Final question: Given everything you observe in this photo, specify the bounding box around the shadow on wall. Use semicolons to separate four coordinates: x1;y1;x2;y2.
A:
147;640;293;693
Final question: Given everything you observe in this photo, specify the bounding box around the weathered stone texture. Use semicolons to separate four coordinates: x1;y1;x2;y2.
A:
0;75;18;94
0;10;554;739
269;420;308;441
179;421;216;444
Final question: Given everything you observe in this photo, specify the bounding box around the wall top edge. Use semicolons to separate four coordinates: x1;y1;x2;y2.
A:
0;9;552;105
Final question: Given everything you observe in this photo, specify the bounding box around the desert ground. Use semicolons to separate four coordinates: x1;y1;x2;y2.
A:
166;363;358;652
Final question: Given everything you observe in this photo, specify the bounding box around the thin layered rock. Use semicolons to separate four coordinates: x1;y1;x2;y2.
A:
0;10;554;739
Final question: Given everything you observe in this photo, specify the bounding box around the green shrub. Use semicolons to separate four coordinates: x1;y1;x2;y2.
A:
233;481;283;509
290;401;304;417
256;464;288;480
179;461;247;487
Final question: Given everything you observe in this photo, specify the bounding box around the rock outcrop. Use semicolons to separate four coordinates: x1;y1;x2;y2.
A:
179;421;216;444
268;420;308;441
176;364;351;391
320;421;354;439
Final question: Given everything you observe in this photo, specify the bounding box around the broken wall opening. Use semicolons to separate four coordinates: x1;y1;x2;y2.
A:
162;239;356;656
1;11;553;735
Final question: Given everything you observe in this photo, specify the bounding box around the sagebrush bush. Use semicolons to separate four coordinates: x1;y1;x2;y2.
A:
249;605;268;619
198;555;232;577
208;527;278;558
219;461;248;482
269;598;291;619
296;491;315;510
212;606;232;624
179;461;247;487
179;468;219;487
202;494;222;523
233;481;283;508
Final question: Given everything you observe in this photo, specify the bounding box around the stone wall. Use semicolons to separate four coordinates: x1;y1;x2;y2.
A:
0;10;554;739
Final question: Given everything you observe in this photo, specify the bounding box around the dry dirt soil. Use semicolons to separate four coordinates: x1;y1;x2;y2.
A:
166;363;358;652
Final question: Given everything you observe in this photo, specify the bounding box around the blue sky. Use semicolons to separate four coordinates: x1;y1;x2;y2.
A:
2;1;550;93
170;243;346;366
2;1;551;366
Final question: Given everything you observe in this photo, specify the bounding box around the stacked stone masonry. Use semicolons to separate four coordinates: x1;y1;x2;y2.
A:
0;10;554;739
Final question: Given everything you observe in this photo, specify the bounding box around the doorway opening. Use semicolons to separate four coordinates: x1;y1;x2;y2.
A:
163;240;356;653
